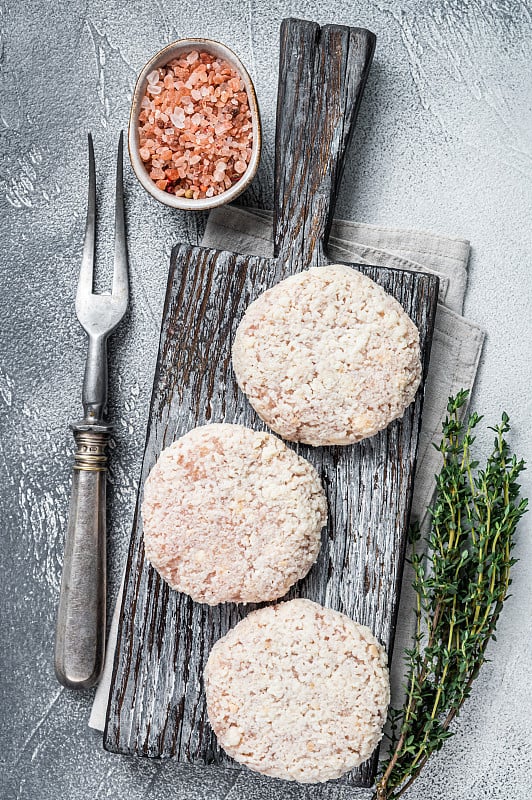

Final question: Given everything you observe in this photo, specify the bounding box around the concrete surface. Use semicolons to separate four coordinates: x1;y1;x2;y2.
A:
0;1;531;798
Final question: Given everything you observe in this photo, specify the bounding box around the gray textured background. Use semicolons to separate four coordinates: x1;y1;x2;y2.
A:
1;1;531;798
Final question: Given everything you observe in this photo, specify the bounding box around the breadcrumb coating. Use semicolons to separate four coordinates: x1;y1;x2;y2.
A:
205;599;390;783
232;264;421;446
142;424;327;605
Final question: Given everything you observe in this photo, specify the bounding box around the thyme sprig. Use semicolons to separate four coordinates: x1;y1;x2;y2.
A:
375;391;527;800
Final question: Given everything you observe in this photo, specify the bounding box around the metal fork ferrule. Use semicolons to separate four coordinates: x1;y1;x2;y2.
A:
73;430;109;472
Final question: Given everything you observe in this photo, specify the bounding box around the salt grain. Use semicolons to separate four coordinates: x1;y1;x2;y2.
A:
138;50;253;199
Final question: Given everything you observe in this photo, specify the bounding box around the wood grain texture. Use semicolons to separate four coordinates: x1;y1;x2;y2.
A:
274;19;375;270
103;245;439;787
104;17;439;790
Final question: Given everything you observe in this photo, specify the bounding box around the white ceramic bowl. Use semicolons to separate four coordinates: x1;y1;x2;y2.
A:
129;38;261;210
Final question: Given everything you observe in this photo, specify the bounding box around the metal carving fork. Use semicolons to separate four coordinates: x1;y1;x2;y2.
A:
55;132;128;689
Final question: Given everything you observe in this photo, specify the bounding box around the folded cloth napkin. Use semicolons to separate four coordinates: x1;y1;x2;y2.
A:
89;206;485;732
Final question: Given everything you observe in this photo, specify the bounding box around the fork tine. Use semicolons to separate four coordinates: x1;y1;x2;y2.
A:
77;133;96;304
112;130;128;304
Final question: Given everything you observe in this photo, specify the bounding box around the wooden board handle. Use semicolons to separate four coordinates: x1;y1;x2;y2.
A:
273;19;375;271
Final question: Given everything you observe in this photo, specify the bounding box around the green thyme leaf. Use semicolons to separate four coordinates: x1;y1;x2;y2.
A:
375;392;527;800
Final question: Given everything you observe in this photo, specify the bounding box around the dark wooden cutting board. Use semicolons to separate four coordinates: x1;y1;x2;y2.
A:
104;19;439;789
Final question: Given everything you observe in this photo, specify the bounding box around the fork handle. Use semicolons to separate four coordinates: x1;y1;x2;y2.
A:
82;335;108;423
54;428;109;689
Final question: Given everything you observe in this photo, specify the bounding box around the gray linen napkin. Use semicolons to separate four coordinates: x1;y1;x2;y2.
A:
89;207;484;737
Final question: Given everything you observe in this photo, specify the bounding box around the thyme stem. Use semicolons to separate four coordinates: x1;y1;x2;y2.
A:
375;392;527;800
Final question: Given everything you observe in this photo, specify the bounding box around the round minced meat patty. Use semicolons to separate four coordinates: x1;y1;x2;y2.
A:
232;264;422;446
141;424;327;605
204;598;390;783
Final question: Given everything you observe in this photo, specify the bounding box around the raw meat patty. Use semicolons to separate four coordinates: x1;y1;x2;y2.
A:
205;598;390;783
142;424;327;605
232;264;421;446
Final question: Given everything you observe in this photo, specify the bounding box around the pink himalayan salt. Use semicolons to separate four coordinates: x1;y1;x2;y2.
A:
138;50;253;200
